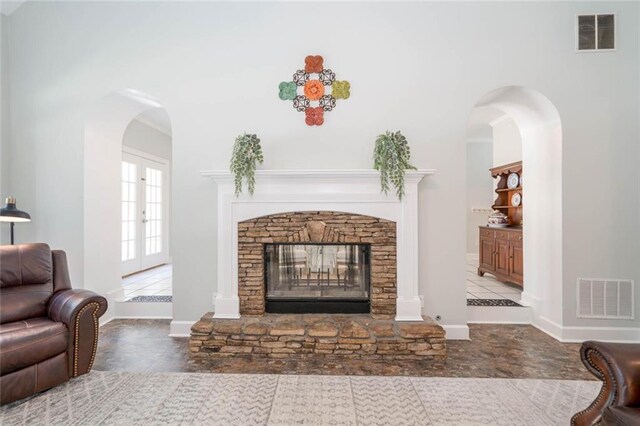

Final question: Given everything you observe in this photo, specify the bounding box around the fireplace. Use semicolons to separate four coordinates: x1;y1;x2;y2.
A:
192;170;447;362
202;169;434;322
264;243;371;314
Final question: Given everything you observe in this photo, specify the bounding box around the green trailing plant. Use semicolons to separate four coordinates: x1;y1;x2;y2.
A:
230;133;264;196
373;131;416;200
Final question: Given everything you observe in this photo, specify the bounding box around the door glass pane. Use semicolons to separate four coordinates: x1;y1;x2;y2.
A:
145;166;163;256
121;160;137;261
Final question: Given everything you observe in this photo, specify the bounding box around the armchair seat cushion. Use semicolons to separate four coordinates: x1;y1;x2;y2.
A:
0;318;68;375
603;407;640;426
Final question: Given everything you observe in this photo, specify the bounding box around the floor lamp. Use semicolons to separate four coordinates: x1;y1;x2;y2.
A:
0;197;31;245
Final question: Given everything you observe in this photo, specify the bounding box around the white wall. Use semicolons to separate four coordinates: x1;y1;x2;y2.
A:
0;14;10;244
466;141;493;254
123;118;172;161
3;2;638;339
492;116;522;167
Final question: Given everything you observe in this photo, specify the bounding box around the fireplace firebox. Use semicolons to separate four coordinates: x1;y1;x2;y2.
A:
264;243;370;314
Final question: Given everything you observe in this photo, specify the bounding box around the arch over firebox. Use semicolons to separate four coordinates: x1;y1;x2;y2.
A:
237;211;397;317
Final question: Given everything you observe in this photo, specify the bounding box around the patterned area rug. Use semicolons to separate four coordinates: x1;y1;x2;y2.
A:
126;295;172;303
467;299;523;307
1;371;599;425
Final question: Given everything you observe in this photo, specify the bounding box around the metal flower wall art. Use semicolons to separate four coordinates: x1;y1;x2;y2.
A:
278;55;350;126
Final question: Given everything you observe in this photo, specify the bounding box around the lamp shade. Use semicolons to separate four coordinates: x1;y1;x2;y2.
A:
0;197;31;222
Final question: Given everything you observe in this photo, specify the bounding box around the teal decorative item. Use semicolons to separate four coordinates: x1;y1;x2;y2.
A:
278;82;297;101
332;81;350;99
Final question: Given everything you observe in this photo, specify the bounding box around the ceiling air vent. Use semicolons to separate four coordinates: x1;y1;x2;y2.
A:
576;14;615;51
577;278;634;320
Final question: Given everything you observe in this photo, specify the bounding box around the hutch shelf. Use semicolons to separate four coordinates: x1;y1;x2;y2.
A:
477;161;523;287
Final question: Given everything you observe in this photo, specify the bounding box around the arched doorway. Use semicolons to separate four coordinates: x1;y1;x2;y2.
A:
84;89;172;321
465;86;563;328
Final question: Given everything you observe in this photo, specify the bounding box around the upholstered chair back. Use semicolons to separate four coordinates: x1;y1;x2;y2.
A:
0;243;71;324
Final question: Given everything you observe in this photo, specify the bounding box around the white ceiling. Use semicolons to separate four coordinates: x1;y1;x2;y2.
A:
134;107;172;136
0;0;26;16
466;106;505;141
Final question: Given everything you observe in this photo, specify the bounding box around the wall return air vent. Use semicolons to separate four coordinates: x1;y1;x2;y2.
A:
577;278;634;320
576;14;615;51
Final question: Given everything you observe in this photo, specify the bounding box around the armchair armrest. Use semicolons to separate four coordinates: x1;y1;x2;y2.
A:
571;341;640;426
48;289;108;377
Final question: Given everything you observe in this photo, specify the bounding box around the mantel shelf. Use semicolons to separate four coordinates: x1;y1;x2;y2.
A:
201;169;436;180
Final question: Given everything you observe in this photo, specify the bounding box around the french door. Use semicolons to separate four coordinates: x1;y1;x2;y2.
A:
121;151;169;276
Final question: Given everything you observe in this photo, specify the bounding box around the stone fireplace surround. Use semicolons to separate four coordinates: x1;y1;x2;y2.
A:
238;211;396;317
201;169;436;321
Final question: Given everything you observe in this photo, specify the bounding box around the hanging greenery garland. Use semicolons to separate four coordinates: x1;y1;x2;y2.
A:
373;131;416;200
230;133;264;196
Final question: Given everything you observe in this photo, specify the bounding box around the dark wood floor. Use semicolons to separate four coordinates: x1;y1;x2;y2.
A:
93;319;594;380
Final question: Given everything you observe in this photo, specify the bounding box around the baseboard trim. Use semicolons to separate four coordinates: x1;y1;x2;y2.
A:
534;316;640;343
99;314;114;327
170;320;196;337
442;324;470;340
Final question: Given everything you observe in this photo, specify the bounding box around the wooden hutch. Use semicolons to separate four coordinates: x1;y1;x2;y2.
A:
477;161;523;287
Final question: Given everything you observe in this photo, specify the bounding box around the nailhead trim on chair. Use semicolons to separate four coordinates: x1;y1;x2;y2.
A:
73;302;100;377
570;348;617;425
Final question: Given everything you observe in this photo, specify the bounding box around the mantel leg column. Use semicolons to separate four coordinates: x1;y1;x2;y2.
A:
395;186;424;321
213;198;241;319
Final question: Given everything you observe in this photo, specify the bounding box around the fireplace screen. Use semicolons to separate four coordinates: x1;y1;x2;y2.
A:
264;244;370;313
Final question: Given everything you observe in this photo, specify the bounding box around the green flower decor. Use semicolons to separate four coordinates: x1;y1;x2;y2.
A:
278;82;297;100
373;131;416;200
230;133;264;196
332;81;350;99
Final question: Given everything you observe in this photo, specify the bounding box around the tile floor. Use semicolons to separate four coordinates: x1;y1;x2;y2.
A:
93;319;594;380
122;264;172;300
466;256;522;302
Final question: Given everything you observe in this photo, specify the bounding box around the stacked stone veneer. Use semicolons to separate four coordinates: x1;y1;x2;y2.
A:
238;211;396;318
190;313;446;362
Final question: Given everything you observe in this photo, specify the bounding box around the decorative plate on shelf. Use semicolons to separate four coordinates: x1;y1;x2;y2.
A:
511;192;522;207
488;223;509;228
507;172;520;189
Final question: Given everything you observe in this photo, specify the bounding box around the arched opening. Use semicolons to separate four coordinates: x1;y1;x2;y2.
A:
84;89;172;320
465;86;563;327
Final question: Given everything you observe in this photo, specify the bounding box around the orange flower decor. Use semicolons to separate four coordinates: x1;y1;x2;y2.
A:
304;80;325;101
305;107;324;126
305;55;323;73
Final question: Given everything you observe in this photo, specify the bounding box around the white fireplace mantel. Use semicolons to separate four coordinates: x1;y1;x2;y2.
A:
201;169;435;321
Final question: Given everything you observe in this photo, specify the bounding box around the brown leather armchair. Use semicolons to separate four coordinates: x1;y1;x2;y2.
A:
0;243;107;405
571;341;640;426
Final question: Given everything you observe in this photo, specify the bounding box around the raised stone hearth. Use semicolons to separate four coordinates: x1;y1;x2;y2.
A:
190;313;446;362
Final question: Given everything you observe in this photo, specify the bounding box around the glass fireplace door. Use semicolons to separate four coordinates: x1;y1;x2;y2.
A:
264;244;370;313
